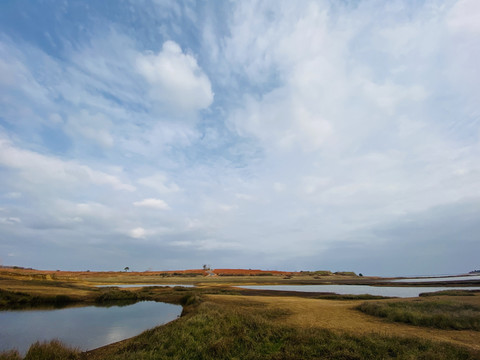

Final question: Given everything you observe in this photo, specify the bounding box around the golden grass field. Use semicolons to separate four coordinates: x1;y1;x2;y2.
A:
209;294;480;351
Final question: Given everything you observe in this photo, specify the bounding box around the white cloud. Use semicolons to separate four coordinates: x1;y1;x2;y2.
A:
185;218;203;229
65;110;114;148
0;31;206;163
129;227;147;239
0;137;135;192
230;89;333;152
0;41;52;105
171;238;241;251
273;182;286;192
0;217;21;225
136;41;214;113
4;192;22;199
218;204;236;212
133;198;170;210
235;193;255;201
301;176;330;195
447;0;480;34
138;173;181;194
445;0;480;104
74;202;113;220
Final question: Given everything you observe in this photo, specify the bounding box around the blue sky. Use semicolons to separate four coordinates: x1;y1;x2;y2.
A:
0;0;479;275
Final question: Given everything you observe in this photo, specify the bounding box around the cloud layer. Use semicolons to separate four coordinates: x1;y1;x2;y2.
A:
0;0;479;275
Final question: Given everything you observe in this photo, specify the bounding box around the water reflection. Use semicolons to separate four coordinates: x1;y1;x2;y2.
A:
0;301;181;355
237;284;480;298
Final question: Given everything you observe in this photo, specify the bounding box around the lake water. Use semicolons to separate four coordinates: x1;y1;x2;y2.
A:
236;285;480;298
0;301;181;355
390;275;480;282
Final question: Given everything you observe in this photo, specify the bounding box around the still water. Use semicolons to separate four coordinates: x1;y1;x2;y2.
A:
390;275;480;282
237;285;480;298
0;301;181;355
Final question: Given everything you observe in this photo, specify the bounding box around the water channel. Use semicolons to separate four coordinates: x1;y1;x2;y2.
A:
390;274;480;282
0;301;181;355
236;284;480;297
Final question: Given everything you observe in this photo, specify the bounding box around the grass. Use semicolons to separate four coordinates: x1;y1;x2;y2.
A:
82;298;479;360
0;350;21;360
314;294;391;300
0;289;76;309
0;287;145;309
0;283;234;310
0;340;79;360
334;271;357;276
94;288;139;305
357;300;480;330
420;290;480;297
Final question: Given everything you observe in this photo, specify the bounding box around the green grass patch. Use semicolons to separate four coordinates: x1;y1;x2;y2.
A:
94;288;138;305
420;290;480;297
0;289;75;309
357;300;480;330
334;271;357;276
179;293;200;306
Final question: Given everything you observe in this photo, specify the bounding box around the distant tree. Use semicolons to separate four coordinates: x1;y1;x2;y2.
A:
124;266;130;272
359;273;363;277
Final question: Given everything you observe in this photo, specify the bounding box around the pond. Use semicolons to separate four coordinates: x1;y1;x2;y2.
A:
0;301;181;355
236;285;480;298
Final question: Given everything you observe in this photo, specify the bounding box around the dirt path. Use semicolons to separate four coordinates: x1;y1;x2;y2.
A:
209;295;480;351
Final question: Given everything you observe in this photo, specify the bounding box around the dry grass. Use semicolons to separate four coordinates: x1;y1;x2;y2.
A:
0;341;79;360
209;294;480;351
0;276;94;299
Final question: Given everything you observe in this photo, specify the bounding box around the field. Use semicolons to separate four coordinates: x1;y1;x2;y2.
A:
1;268;480;359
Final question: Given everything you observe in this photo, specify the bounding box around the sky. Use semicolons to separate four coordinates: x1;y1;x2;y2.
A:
0;0;479;276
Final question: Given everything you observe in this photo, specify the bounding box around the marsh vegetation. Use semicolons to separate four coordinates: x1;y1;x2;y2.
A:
2;298;479;360
1;268;480;359
357;300;480;330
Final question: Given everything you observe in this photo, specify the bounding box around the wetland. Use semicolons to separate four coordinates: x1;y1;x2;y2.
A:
1;268;479;359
